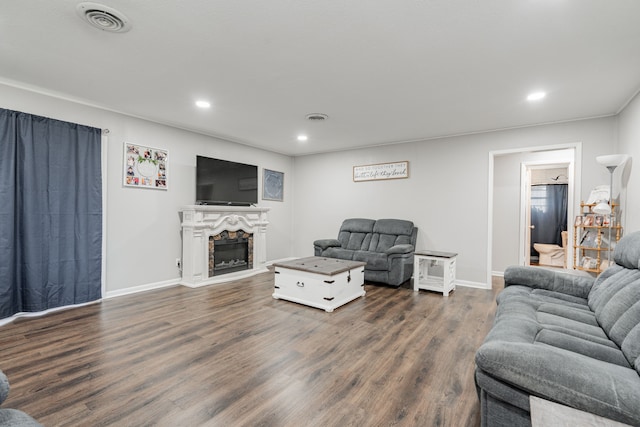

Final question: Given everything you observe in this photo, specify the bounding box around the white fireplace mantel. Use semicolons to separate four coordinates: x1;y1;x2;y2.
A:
180;205;270;287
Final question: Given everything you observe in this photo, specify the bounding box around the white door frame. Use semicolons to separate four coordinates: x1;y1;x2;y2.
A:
522;165;533;266
487;142;582;286
519;161;574;267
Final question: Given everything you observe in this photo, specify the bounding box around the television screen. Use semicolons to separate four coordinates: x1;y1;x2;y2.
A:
196;156;258;206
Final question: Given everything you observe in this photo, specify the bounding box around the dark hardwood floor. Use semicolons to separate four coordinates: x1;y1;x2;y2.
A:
0;272;503;426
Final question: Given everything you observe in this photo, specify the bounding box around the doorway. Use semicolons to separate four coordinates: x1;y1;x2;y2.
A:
522;164;569;267
487;143;581;286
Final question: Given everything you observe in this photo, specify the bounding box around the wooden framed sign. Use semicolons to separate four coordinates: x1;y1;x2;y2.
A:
353;161;409;182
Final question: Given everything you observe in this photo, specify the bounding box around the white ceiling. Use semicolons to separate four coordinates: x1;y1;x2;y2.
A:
2;1;640;156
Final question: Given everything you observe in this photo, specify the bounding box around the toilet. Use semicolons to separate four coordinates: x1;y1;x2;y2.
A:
534;231;568;267
534;243;565;267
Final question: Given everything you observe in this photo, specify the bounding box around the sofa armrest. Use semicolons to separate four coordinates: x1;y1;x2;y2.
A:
385;244;414;255
0;370;8;404
503;265;594;299
475;341;640;425
313;239;341;251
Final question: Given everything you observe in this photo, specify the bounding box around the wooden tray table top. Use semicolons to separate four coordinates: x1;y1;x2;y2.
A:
272;256;366;276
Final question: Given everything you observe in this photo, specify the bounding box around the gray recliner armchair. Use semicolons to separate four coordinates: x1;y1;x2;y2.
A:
313;218;418;287
0;370;42;426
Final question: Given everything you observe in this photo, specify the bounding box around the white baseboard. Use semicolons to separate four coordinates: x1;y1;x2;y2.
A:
492;270;505;277
456;279;491;290
104;277;181;299
181;268;270;288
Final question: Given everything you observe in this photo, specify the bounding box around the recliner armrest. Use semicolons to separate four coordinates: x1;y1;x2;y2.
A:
475;341;640;425
313;239;341;251
503;265;594;299
385;244;414;255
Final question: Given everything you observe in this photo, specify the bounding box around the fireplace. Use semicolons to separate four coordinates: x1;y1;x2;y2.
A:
208;230;254;276
180;205;269;287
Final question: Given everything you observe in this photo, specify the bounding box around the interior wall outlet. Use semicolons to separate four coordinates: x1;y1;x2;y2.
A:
176;258;181;269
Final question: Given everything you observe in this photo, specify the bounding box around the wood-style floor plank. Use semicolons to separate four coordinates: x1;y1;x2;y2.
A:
0;272;502;426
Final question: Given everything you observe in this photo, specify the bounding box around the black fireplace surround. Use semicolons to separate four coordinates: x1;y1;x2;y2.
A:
208;230;254;276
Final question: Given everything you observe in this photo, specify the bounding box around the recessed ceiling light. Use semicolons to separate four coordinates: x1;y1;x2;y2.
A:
305;113;328;121
195;100;211;109
297;135;308;142
527;91;546;102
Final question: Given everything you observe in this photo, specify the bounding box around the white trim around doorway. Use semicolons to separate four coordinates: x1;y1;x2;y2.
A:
487;142;582;287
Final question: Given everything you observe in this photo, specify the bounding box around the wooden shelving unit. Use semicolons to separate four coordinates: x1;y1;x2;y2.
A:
573;201;622;274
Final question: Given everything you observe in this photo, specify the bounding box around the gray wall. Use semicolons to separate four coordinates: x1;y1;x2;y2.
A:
619;91;640;232
3;80;633;294
293;117;618;285
0;83;294;296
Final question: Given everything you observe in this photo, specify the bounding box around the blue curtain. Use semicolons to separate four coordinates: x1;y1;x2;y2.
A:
530;184;568;256
0;108;102;319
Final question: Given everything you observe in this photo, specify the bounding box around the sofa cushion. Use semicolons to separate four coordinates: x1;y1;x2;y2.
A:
503;267;594;299
370;233;399;252
536;311;610;342
339;218;376;234
484;292;631;367
535;329;630;366
339;231;371;250
353;251;388;271
372;218;414;236
497;285;590;310
322;247;355;260
537;303;599;326
337;218;375;250
614;230;640;269
587;263;640;372
314;238;341;251
369;219;415;252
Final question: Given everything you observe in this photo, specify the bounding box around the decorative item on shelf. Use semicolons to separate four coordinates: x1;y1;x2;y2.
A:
579;229;598;247
589;184;612;215
573;201;621;274
582;215;594;227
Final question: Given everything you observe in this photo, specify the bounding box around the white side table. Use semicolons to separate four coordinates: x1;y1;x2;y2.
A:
413;250;457;296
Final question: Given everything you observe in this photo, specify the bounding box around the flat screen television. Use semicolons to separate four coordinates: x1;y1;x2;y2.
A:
196;156;258;206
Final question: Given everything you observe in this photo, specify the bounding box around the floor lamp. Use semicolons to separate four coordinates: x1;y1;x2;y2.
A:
593;154;630;265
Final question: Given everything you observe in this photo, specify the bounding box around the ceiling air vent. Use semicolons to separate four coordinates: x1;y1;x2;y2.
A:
76;2;132;33
305;113;329;121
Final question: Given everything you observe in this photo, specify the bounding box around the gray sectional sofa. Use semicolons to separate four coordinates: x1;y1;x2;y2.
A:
0;370;41;426
475;230;640;427
313;218;417;287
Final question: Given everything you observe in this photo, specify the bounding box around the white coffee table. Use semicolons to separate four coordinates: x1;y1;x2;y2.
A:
272;256;366;312
413;250;457;296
